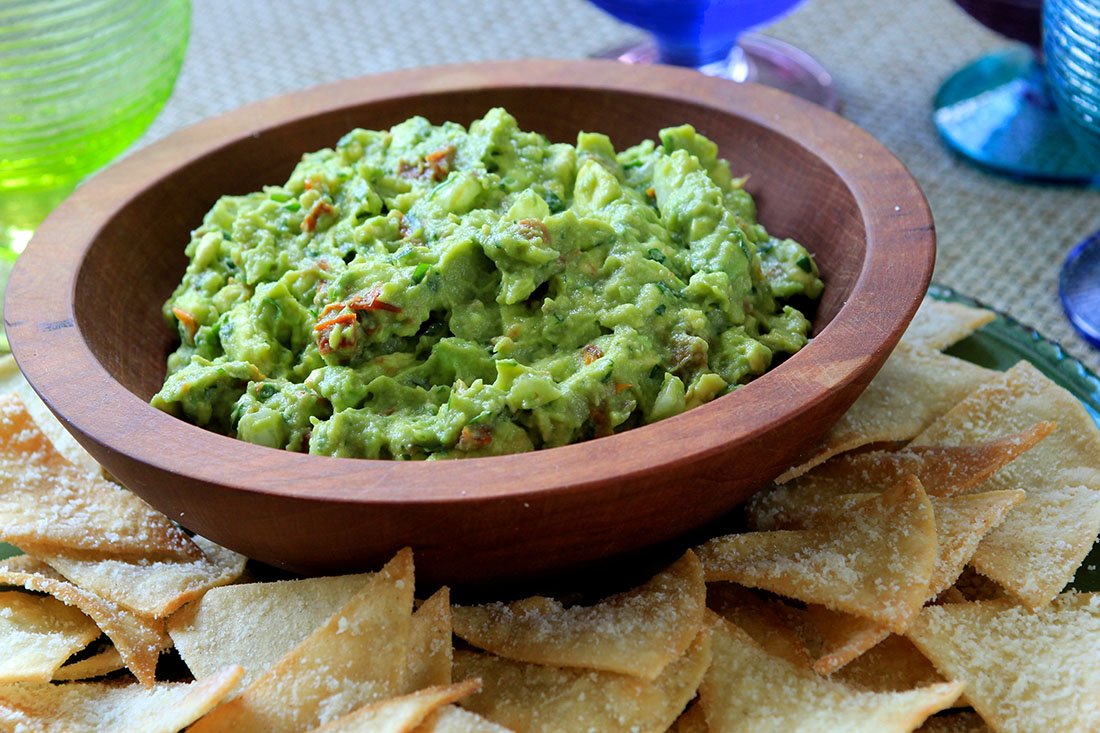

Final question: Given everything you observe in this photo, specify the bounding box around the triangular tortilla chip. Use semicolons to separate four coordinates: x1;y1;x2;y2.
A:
696;477;937;632
453;550;704;680
307;681;480;733
0;363;99;473
409;588;453;690
777;346;996;481
0;590;102;682
29;535;247;619
453;628;711;733
907;593;1100;732
411;705;513;733
668;702;708;733
801;604;891;676
913;360;1100;608
750;423;1051;530
778;490;1023;673
706;582;811;668
901;299;996;352
0;666;242;733
54;643;126;681
168;572;372;690
834;634;947;694
190;548;415;733
698;614;962;732
0;566;166;686
0;394;198;561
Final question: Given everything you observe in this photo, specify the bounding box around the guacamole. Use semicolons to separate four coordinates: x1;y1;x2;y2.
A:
153;108;823;459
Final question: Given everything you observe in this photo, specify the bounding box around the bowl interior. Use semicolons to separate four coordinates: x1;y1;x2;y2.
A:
75;85;865;401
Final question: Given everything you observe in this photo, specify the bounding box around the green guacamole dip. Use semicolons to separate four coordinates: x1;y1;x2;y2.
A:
153;108;823;459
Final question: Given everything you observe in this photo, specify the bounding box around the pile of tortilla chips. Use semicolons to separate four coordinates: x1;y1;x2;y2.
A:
1;296;1100;732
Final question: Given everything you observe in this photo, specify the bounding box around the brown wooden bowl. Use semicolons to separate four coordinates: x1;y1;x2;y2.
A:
5;60;934;585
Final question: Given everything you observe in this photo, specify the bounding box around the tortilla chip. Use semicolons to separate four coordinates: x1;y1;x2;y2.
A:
0;361;99;473
913;360;1100;608
30;535;247;619
917;712;992;732
833;634;947;693
750;423;1051;530
453;628;711;733
801;604;891;676
308;681;480;733
190;548;416;733
453;550;704;680
168;572;372;689
901;299;996;352
409;588;453;690
0;566;166;686
777;346;996;481
696;477;937;632
668;702;708;733
0;666;242;733
411;705;514;733
706;582;811;668
907;593;1100;732
0;394;198;562
0;590;102;682
699;614;962;732
54;643;126;681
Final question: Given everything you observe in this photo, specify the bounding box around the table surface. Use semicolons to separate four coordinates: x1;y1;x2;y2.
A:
135;0;1100;375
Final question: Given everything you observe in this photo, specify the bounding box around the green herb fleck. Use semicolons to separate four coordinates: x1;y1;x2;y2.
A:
796;255;813;273
283;202;302;213
270;192;292;203
647;248;666;264
412;263;430;284
654;303;667;316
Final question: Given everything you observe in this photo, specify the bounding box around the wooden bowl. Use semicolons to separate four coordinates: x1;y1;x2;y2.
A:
6;60;934;584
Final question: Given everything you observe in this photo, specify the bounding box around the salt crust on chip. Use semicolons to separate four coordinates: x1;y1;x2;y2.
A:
699;614;962;733
411;704;514;733
307;680;480;733
0;665;242;733
453;628;711;733
31;534;247;619
912;360;1100;608
901;299;997;352
189;548;415;733
453;550;704;680
907;593;1100;733
53;644;126;682
408;588;453;690
0;394;198;562
0;565;166;686
0;590;102;682
168;572;372;689
696;477;937;632
777;346;996;482
750;423;1051;530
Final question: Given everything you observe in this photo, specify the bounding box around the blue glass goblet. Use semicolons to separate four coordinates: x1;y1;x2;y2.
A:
589;0;839;111
934;0;1098;182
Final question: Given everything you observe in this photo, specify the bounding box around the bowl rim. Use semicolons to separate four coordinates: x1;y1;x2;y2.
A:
6;59;935;505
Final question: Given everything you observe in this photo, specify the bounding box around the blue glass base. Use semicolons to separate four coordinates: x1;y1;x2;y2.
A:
934;47;1100;183
1060;230;1100;349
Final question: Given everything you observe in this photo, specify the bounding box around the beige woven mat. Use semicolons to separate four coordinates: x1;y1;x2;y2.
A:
142;0;1100;374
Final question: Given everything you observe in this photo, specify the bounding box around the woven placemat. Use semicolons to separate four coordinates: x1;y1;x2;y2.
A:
140;0;1099;374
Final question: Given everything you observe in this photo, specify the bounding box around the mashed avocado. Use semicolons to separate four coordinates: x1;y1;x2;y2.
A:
153;108;823;459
